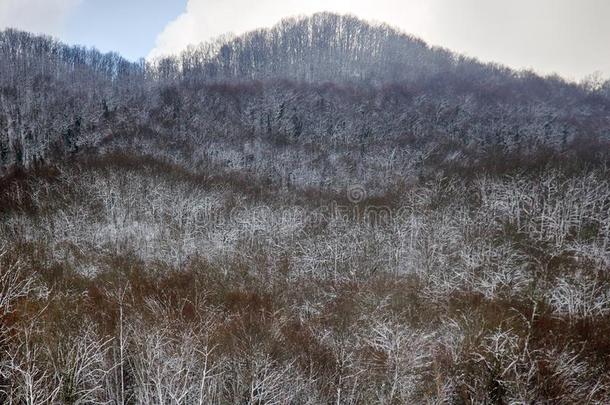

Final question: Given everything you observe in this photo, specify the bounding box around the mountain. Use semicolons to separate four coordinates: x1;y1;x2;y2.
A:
1;13;609;175
0;13;609;404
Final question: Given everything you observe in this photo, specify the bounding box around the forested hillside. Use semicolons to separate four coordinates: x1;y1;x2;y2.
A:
1;12;609;404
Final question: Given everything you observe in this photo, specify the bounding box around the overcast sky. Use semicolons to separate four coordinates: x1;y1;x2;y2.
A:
1;0;609;81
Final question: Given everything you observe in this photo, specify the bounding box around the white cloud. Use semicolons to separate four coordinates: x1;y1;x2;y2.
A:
0;0;81;36
149;0;610;80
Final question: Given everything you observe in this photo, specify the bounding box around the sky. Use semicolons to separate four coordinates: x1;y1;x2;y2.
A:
0;0;186;60
0;0;609;81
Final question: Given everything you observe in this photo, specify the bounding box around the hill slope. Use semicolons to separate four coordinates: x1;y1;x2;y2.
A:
0;13;609;403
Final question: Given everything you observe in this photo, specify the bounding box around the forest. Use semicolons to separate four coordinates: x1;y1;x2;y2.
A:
0;12;610;404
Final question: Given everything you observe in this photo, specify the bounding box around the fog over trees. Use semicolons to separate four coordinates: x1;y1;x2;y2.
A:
0;12;609;404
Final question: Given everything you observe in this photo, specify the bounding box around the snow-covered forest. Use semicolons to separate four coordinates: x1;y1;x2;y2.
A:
0;12;609;403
